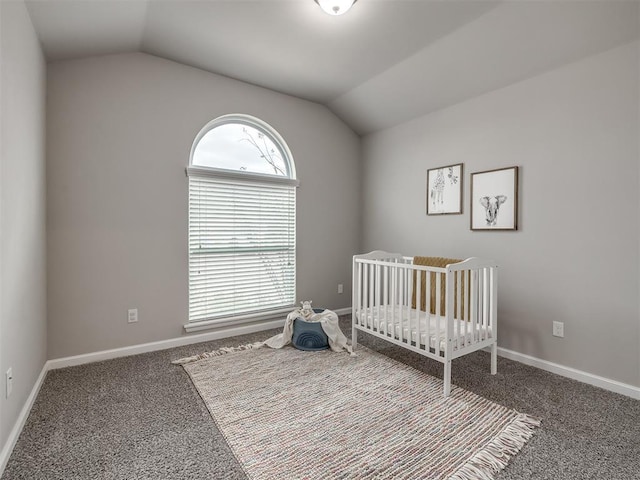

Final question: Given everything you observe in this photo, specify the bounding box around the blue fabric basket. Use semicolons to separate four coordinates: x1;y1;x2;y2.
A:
292;308;329;351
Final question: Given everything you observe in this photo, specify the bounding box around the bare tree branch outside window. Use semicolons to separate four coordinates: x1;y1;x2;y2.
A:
240;127;286;175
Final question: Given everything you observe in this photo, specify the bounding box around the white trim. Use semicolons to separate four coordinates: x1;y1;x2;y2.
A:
48;319;285;370
186;166;300;187
497;347;640;400
0;362;48;476
333;307;352;316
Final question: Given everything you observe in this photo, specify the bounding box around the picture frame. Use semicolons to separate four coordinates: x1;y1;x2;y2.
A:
470;166;518;231
426;163;463;215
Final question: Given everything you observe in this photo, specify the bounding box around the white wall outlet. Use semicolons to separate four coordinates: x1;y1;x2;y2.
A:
128;308;138;323
338;283;344;294
553;321;564;338
6;368;13;399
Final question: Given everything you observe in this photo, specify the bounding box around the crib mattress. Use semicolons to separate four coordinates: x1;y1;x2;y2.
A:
356;305;491;352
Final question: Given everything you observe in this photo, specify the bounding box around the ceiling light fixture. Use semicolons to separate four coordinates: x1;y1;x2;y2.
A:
314;0;357;16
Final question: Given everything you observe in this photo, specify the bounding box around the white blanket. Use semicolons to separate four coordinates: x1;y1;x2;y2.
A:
263;308;355;356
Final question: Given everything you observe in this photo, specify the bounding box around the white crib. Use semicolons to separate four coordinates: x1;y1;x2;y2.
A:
352;251;498;397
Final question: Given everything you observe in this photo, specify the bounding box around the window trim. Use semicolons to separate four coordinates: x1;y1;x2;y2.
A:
186;165;299;187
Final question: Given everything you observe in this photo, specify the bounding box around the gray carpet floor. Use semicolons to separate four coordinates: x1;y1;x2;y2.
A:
2;316;639;480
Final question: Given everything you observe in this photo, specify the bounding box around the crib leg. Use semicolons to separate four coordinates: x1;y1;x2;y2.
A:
351;325;358;350
491;342;497;375
443;361;452;397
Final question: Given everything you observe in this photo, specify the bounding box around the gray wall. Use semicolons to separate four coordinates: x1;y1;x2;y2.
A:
361;41;640;387
0;0;47;449
47;52;360;359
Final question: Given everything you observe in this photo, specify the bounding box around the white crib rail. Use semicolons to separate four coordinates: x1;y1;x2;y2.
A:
352;252;498;397
353;259;448;356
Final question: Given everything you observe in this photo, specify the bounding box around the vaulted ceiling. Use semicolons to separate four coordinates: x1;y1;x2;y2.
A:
25;0;639;134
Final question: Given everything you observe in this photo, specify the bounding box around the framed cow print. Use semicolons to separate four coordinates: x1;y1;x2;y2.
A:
470;166;518;231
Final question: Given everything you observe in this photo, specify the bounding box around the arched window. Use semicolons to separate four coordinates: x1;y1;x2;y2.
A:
187;114;298;330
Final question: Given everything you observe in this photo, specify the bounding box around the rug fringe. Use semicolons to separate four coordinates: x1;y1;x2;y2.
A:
449;413;541;480
171;342;264;365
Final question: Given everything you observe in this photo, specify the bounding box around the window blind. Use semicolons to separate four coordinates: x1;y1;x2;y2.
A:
188;175;296;324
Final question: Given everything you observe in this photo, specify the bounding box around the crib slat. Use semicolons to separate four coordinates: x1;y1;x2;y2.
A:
483;267;489;342
362;263;367;328
479;268;484;342
364;264;373;328
392;266;402;342
357;262;362;328
372;263;376;329
400;265;404;311
408;264;412;306
445;267;455;396
490;266;498;375
416;266;422;349
368;264;373;326
477;268;482;342
452;271;457;345
403;265;408;306
375;264;380;333
402;265;412;346
402;265;407;343
401;264;405;303
408;265;412;336
391;265;396;340
485;268;490;340
391;263;395;337
399;265;404;342
400;265;411;340
435;271;442;356
471;270;481;343
456;271;462;349
378;265;389;334
425;268;431;353
475;268;479;341
491;267;497;338
464;270;469;344
471;269;477;344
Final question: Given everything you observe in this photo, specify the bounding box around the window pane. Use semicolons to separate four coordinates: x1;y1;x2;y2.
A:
193;123;288;177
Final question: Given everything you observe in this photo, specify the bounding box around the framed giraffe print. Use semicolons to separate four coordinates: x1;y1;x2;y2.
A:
470;166;519;231
426;163;463;215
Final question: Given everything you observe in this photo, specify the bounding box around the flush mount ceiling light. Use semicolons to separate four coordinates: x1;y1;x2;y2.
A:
314;0;357;16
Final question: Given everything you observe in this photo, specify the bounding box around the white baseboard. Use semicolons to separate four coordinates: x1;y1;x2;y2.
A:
0;362;49;475
49;308;352;370
48;319;286;370
497;346;640;400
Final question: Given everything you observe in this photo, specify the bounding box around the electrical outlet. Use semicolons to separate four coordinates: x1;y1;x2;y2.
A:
338;283;344;294
128;308;138;323
553;321;564;338
6;368;13;399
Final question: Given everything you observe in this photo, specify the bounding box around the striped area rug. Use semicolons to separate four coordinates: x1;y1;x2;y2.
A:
174;345;539;480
